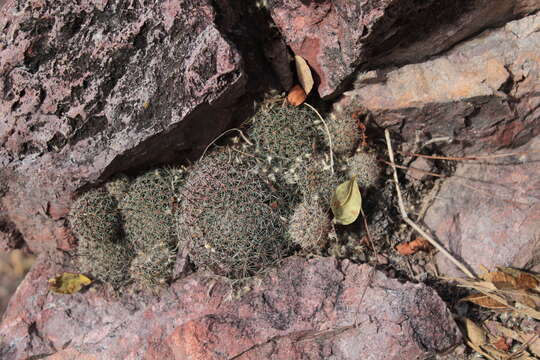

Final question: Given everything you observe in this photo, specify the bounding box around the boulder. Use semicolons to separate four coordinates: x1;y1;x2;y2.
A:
334;13;540;156
0;256;461;359
0;0;247;253
268;0;539;98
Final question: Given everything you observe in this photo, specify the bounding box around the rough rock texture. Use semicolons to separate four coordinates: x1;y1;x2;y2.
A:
335;13;540;156
0;256;461;359
268;0;539;98
0;0;250;253
424;135;540;277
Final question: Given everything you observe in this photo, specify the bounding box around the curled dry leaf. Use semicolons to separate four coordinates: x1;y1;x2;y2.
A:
491;337;510;352
395;237;431;255
481;271;517;290
497;267;540;290
463;318;488;347
461;293;511;310
287;84;307;106
331;176;362;225
48;272;93;294
294;55;314;95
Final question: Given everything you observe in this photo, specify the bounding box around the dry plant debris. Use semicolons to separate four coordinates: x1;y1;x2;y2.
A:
287;84;307;106
451;267;540;319
462;317;540;360
48;272;93;294
294;55;314;95
395;237;432;255
330;176;362;225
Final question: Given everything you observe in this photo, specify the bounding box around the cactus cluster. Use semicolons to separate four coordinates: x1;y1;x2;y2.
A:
69;168;185;289
70;99;385;287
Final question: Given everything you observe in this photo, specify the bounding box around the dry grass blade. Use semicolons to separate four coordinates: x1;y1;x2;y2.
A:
384;129;475;278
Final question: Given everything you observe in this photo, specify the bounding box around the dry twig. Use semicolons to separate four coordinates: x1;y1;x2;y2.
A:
303;103;334;174
384;129;476;279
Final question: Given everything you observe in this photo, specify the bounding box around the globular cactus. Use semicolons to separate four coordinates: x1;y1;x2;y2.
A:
288;197;333;252
120;167;185;285
70;188;121;244
247;104;325;160
176;149;292;279
345;151;381;189
77;236;133;288
119;168;181;251
69;188;133;288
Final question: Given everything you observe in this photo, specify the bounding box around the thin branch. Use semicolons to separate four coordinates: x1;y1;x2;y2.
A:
360;208;378;264
378;159;445;178
385;129;476;279
304;103;334;175
397;149;540;161
199;128;253;162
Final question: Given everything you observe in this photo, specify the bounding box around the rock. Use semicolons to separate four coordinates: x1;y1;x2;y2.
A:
0;0;248;253
267;0;539;98
424;135;540;277
406;157;434;183
335;13;540;156
0;256;461;359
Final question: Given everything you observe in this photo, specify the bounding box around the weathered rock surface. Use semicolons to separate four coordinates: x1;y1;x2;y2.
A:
335;13;540;156
0;256;461;359
268;0;539;98
424;135;540;277
0;0;248;253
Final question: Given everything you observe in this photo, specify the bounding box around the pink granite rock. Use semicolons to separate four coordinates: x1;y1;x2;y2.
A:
0;256;461;359
268;0;539;98
0;0;247;253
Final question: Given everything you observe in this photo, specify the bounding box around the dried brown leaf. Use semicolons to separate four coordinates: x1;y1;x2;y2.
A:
481;271;517;290
463;318;488;346
461;293;512;310
396;237;431;255
287;84;307;106
294;55;314;95
491;336;510;352
498;267;540;290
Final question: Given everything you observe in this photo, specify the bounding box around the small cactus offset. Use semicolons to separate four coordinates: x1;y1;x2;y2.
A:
326;109;361;156
176;149;292;279
288;197;333;252
345;151;381;189
284;154;343;204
